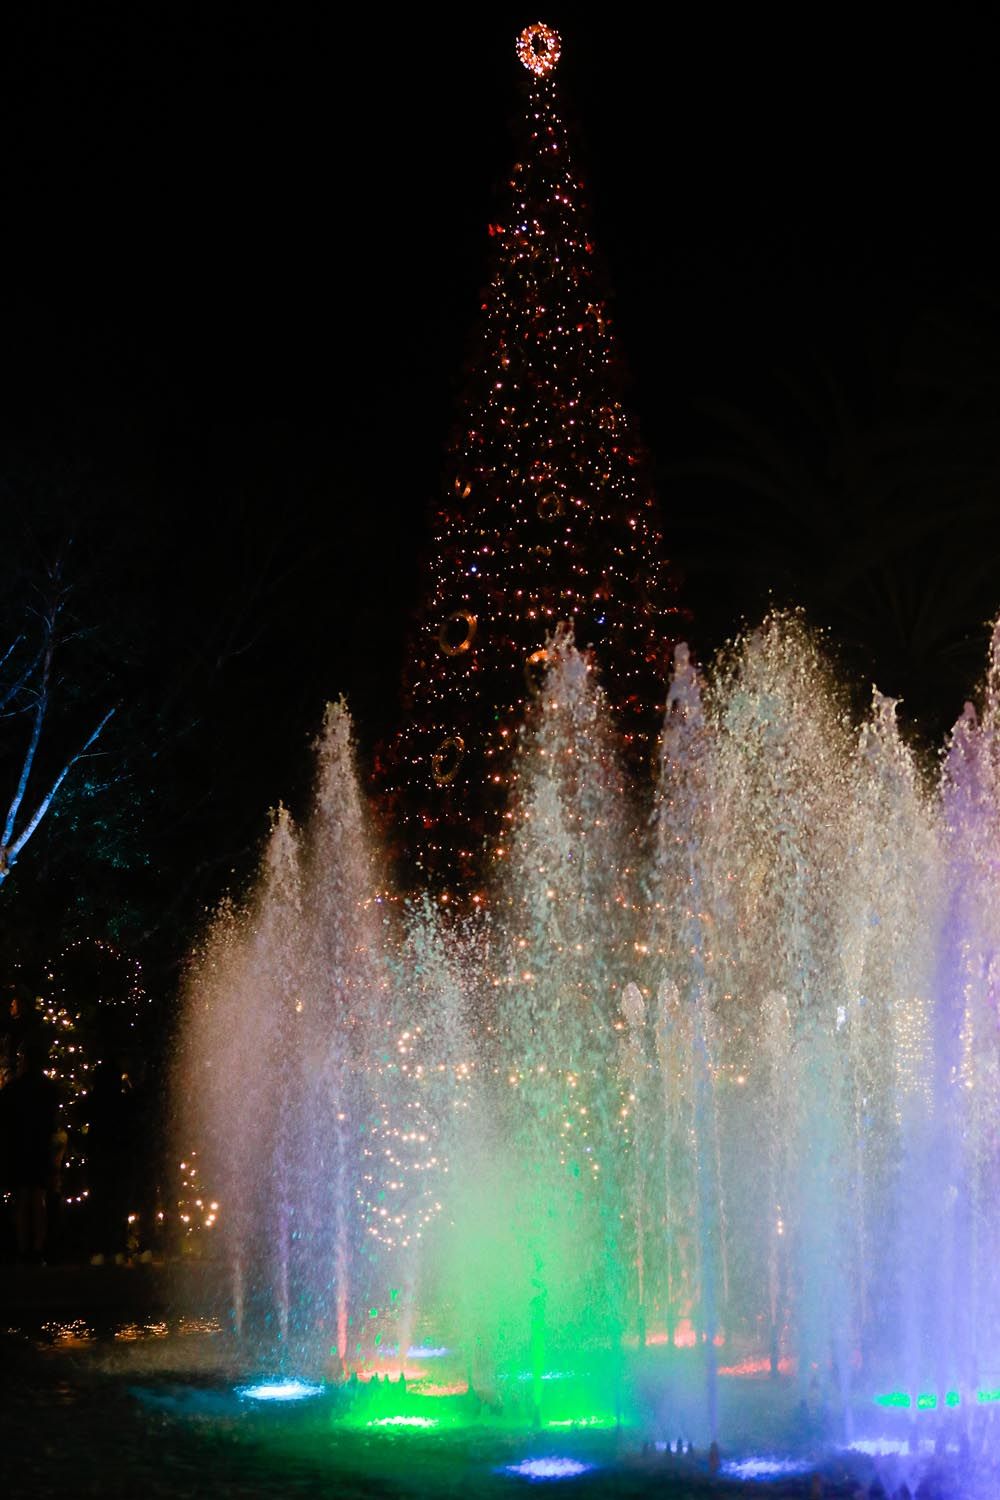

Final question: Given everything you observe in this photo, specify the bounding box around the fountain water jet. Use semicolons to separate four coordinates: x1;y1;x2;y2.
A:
174;616;1000;1463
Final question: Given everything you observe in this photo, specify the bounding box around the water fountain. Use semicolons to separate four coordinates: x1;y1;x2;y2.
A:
173;614;1000;1492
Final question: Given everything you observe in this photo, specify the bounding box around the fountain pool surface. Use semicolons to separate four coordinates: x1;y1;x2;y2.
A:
2;1314;977;1498
170;617;1000;1499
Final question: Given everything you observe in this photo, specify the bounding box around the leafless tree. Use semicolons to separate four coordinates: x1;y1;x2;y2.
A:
0;561;116;890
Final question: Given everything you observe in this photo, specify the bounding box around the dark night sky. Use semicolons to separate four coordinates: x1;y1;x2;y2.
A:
3;7;1000;970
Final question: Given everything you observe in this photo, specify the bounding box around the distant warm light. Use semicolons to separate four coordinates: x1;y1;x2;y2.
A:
873;1391;911;1408
235;1380;322;1402
406;1344;451;1359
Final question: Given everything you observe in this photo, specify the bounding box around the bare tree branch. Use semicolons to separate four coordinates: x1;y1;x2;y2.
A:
1;632;52;849
1;704;117;883
0;636;45;714
0;634;23;678
1;556;118;892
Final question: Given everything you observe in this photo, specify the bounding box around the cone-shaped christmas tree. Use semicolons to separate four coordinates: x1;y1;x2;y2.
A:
386;22;683;889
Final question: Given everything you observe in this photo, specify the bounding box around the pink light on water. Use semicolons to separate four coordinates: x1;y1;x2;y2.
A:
718;1356;794;1377
644;1321;726;1350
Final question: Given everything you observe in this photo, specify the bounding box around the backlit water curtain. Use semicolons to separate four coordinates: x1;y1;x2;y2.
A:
176;616;1000;1440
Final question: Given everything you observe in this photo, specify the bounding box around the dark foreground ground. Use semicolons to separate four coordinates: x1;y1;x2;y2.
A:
0;1264;973;1499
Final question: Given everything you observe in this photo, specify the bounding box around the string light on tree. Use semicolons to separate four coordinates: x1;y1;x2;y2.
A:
33;938;150;1213
176;1153;220;1241
356;1025;448;1251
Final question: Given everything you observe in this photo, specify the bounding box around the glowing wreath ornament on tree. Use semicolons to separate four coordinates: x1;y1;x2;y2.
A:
437;609;478;656
517;22;561;76
431;735;466;785
537;491;566;521
525;648;550;693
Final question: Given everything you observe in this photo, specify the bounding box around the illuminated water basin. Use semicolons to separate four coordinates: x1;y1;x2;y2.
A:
126;1365;979;1498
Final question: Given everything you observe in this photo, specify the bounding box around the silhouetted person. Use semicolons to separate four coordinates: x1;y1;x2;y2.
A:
121;1056;156;1257
0;1032;60;1263
87;1058;131;1263
0;985;29;1089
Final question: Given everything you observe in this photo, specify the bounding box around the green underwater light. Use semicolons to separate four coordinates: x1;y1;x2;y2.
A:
545;1416;614;1430
366;1416;438;1429
336;1392;475;1436
874;1388;995;1410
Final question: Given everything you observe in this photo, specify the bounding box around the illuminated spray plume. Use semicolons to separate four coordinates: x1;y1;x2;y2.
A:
178;617;1000;1442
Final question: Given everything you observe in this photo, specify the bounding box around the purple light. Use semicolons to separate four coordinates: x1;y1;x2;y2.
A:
849;1438;925;1458
722;1456;814;1481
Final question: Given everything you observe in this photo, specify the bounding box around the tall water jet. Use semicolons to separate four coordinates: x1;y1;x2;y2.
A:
620;980;649;1349
177;806;304;1352
759;988;795;1377
651;642;726;1434
491;630;637;1419
935;621;1000;1394
392;898;481;1374
847;691;935;1397
176;701;399;1374
711;619;857;1420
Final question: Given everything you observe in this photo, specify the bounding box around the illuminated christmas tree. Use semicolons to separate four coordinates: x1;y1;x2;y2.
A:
386;22;683;888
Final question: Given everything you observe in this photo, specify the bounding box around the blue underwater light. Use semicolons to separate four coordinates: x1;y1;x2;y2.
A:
503;1456;596;1480
235;1379;323;1402
850;1439;920;1458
